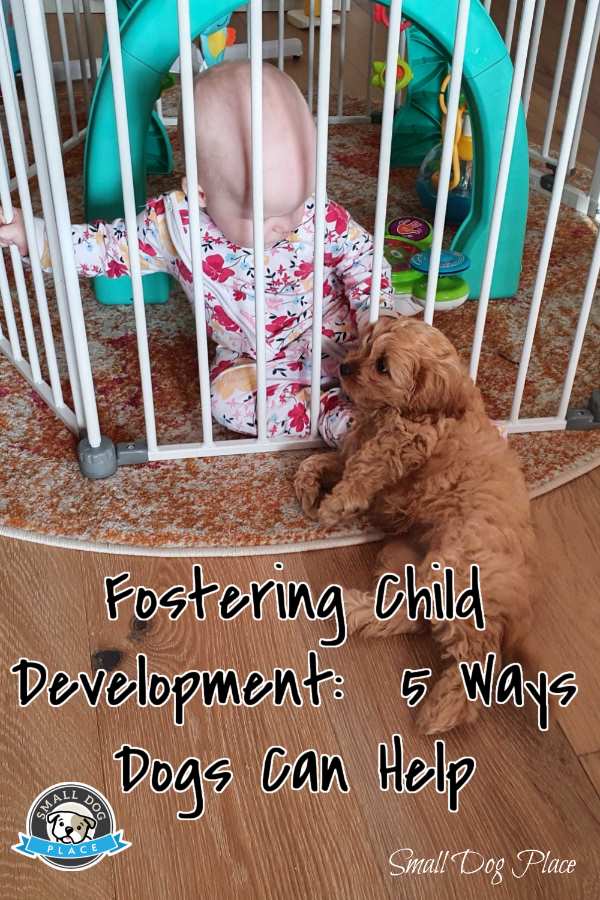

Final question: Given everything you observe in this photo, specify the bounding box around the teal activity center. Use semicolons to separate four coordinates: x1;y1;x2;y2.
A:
84;0;234;305
83;0;529;304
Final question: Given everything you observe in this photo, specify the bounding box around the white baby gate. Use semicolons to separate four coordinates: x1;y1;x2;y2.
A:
0;0;599;477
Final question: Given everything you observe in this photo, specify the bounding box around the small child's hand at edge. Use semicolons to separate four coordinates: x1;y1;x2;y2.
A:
0;207;28;257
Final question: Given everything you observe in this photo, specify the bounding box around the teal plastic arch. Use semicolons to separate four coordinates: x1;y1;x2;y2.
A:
84;0;528;303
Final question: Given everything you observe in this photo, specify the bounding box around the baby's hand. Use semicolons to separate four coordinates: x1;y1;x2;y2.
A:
0;207;27;257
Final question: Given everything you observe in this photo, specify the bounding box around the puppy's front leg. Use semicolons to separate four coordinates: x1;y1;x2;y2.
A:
295;451;345;519
317;424;433;528
317;438;396;527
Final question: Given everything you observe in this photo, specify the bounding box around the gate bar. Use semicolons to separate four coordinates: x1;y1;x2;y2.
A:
366;9;375;117
0;9;64;406
23;0;101;446
250;0;267;441
177;0;213;446
309;0;333;438
558;226;600;419
504;0;517;54
278;0;285;70
72;0;90;107
470;0;536;381
103;0;158;450
369;0;403;324
11;0;85;426
336;0;348;117
569;6;600;173
510;0;600;422
308;0;315;112
0;335;78;431
423;0;470;324
0;125;42;384
0;250;21;360
588;147;600;219
522;0;546;117
55;0;78;138
541;0;575;159
82;0;98;88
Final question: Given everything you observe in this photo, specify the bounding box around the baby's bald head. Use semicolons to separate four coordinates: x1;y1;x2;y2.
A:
181;61;316;247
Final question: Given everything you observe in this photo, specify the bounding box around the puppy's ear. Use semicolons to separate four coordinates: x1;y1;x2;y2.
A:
410;353;473;419
47;812;59;824
83;817;96;829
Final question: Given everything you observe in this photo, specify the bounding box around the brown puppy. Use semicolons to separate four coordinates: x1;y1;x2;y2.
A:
295;317;534;734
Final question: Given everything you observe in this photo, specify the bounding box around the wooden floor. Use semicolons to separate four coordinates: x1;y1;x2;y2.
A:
1;464;600;900
2;6;600;900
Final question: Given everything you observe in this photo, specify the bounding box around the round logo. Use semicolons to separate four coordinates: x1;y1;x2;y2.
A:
13;782;129;871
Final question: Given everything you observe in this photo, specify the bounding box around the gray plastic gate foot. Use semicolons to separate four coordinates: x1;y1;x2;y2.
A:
78;435;118;479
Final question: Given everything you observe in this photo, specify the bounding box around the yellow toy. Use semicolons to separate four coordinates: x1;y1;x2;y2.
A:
416;73;474;223
432;74;473;191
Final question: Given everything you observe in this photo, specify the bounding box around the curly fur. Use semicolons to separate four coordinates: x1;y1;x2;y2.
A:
295;318;535;734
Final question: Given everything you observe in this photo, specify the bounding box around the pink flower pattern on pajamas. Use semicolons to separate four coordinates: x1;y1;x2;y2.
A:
51;190;394;445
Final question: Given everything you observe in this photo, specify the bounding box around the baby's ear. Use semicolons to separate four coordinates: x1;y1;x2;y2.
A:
180;177;207;208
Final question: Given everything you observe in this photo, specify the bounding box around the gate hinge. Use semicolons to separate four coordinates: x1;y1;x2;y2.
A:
116;440;149;466
566;390;600;430
540;162;577;193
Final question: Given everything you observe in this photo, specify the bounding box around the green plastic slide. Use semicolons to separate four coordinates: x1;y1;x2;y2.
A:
83;0;528;302
116;0;174;179
390;27;447;169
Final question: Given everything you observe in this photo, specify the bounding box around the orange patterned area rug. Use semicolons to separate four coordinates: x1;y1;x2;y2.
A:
1;109;600;555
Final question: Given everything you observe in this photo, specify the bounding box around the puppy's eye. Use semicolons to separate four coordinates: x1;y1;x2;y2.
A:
376;356;389;375
59;821;63;826
77;825;81;830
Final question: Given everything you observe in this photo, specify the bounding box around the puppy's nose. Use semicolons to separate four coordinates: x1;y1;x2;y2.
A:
65;827;74;835
340;362;353;376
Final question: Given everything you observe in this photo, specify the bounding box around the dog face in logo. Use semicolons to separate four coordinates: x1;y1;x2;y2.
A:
47;809;96;844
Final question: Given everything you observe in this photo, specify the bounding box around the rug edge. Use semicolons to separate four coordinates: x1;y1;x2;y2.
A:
527;452;600;499
0;523;385;558
3;453;599;557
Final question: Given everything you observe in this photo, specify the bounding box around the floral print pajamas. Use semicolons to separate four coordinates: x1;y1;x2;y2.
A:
37;191;394;445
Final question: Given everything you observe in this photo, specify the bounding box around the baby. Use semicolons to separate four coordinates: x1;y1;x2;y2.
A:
0;61;416;445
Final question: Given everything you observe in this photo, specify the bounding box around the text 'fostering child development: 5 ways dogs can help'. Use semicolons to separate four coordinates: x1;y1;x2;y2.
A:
8;565;578;820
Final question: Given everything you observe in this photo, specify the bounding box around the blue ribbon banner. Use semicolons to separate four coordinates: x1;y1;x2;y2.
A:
13;832;130;859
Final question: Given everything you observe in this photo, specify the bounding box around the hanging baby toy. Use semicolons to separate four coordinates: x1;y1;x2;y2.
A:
370;10;413;93
370;57;413;92
416;73;473;223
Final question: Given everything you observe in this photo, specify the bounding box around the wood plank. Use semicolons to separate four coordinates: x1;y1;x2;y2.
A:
580;750;600;798
283;541;600;900
79;552;391;900
525;466;600;756
0;542;114;900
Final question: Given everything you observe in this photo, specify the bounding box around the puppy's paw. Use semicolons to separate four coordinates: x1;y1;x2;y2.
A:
415;670;480;735
318;492;367;528
294;461;325;520
317;493;345;527
343;588;378;635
